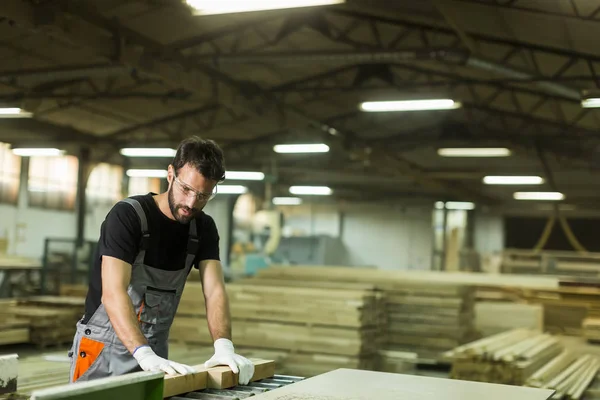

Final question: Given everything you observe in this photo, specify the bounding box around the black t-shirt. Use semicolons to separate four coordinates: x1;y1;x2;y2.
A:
82;193;220;323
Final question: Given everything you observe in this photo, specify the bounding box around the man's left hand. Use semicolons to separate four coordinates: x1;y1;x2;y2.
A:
204;338;255;385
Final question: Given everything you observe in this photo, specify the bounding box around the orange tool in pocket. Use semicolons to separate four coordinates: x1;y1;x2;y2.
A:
72;337;104;382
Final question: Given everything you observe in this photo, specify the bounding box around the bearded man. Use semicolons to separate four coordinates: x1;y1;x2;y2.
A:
68;136;254;385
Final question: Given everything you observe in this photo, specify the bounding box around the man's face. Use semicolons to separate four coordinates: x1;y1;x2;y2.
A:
167;163;217;224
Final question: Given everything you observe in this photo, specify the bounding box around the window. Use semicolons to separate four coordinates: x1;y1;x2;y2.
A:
0;142;21;205
86;163;123;206
128;177;162;197
28;155;78;210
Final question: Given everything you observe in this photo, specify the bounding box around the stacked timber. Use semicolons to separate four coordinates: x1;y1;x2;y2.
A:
8;296;84;348
583;318;600;343
0;299;30;346
171;279;384;377
445;327;600;397
446;329;563;385
518;287;600;336
384;282;477;359
255;266;479;360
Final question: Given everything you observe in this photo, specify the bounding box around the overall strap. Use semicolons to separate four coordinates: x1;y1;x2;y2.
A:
185;218;199;271
120;198;150;264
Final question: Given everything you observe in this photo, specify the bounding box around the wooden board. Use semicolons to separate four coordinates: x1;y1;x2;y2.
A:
206;359;275;389
163;359;275;397
248;368;555;400
163;368;207;398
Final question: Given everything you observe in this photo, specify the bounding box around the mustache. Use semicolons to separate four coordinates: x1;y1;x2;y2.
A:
178;205;197;213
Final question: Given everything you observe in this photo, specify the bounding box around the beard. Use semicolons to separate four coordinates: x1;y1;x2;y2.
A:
168;186;199;224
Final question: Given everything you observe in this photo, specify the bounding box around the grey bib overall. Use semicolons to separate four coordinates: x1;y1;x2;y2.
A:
68;198;199;382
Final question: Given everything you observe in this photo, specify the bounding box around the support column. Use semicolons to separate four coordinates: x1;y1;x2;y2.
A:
76;147;91;248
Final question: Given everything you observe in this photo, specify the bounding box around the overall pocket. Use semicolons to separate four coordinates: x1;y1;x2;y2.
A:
72;337;105;382
138;286;177;326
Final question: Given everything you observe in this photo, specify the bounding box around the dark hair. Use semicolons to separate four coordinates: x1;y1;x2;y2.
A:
172;136;226;182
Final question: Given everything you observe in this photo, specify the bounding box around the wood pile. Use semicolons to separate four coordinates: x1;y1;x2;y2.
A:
254;266;480;360
514;287;600;336
0;296;84;348
446;327;600;399
583;318;600;343
446;329;563;385
171;278;385;377
384;282;477;358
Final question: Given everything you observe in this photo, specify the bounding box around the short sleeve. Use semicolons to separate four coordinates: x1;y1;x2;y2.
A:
97;201;142;265
195;214;220;267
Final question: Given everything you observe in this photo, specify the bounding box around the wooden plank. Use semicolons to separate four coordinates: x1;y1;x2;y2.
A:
206;359;275;389
247;368;554;400
162;368;207;398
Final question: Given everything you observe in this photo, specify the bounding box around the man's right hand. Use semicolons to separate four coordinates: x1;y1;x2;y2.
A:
133;345;196;376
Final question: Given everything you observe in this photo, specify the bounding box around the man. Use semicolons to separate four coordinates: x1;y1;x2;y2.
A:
68;136;255;384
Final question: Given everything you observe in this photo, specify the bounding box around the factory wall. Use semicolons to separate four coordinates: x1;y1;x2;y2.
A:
0;180;233;264
277;203;434;270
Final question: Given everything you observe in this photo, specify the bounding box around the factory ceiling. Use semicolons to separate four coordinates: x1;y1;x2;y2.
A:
1;0;600;210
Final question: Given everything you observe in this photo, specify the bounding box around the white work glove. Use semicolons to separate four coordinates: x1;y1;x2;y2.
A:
133;345;196;376
204;338;255;385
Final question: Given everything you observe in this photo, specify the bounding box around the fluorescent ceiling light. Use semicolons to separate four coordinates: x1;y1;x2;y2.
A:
289;186;332;195
12;148;64;156
273;144;329;153
582;98;600;108
126;169;168;178
120;148;176;157
225;171;265;181
436;201;475;210
0;107;33;118
514;192;565;201
273;197;302;205
185;0;344;15
438;148;511;157
359;99;461;112
216;185;247;194
483;176;544;185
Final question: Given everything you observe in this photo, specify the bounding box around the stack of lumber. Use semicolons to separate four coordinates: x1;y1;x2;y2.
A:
525;352;600;400
0;299;30;345
446;329;563;385
583;318;600;343
384;282;477;358
4;296;84;348
171;278;384;377
254;266;481;360
446;327;600;397
517;287;600;336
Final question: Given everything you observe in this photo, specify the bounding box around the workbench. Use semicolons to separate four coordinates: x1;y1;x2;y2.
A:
26;367;556;400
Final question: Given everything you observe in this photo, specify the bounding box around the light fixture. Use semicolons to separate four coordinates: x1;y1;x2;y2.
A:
513;192;565;201
120;148;176;157
581;98;600;108
185;0;345;15
483;176;544;185
225;171;265;181
12;148;64;156
435;201;475;210
359;99;461;112
273;143;329;153
0;108;33;118
273;197;302;205
289;186;332;195
438;148;511;157
126;169;168;178
216;185;247;194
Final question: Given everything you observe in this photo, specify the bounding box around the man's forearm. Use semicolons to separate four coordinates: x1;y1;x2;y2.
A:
103;291;148;354
205;290;232;341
